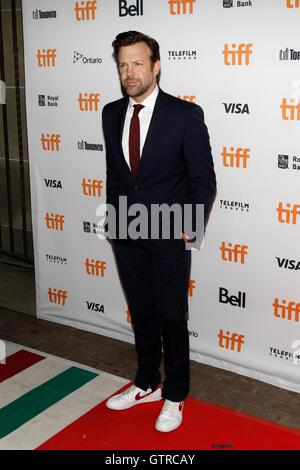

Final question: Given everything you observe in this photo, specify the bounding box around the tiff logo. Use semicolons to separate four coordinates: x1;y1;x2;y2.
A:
36;49;57;67
219;287;246;308
280;98;300;120
218;329;245;352
48;288;68;306
287;0;300;7
0;340;6;365
78;93;100;111
273;298;300;322
178;95;196;102
82;178;103;197
188;279;196;297
169;0;196;15
220;242;248;264
41;133;61;152
119;0;143;16
85;258;106;276
221;147;250;168
126;307;132;324
74;1;97;20
45;213;65;231
276;202;300;224
223;43;253;65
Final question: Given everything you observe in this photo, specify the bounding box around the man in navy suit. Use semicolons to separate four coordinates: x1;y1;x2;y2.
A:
103;31;216;432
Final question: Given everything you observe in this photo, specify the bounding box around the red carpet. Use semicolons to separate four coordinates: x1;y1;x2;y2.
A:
0;350;44;383
38;384;300;450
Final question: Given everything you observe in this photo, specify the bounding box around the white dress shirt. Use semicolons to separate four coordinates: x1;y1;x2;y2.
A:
122;84;159;169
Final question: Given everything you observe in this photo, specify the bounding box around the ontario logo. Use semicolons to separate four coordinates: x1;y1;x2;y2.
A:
73;51;102;64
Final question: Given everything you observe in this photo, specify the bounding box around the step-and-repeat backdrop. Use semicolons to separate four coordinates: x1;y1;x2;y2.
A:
23;0;300;392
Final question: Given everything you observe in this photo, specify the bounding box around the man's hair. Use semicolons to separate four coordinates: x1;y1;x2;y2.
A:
112;31;160;65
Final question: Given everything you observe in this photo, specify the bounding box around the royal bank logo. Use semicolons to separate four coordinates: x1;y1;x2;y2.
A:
168;50;197;61
223;0;253;7
223;103;250;114
73;51;102;64
279;48;300;61
77;140;103;151
278;154;300;171
38;94;59;107
83;220;105;235
119;0;144;16
85;300;105;313
46;254;68;265
219;199;250;212
32;9;57;19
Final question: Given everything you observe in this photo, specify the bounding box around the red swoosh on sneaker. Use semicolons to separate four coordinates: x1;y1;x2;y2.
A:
135;390;154;401
179;402;184;412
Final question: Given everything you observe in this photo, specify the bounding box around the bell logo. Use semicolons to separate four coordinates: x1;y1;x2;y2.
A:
168;0;196;15
45;213;65;231
287;0;300;7
74;1;97;20
178;95;196;103
280;98;300;120
189;279;196;297
119;0;144;17
219;287;246;308
273;298;300;322
85;258;106;277
276;202;300;224
222;147;250;168
223;43;253;65
36;49;57;67
126;307;132;324
220;242;248;264
41;133;61;152
78;93;100;111
48;288;68;306
218;329;245;352
82;178;103;197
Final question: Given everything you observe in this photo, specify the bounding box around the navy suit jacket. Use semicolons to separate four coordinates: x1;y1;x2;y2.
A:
102;88;216;239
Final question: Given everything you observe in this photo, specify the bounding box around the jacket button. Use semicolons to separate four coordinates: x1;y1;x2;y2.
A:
134;185;138;190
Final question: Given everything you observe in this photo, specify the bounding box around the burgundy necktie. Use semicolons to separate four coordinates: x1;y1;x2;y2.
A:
129;104;144;177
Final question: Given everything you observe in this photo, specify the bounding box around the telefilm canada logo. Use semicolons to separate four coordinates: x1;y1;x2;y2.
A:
38;94;59;107
168;50;197;61
219;199;250;212
269;346;300;365
46;254;67;265
32;9;57;19
223;0;253;7
73;51;102;64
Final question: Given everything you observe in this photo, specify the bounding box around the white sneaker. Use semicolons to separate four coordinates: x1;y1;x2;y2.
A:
155;400;184;432
106;384;162;410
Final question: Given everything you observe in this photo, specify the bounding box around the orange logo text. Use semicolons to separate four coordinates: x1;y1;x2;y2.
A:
74;1;97;20
276;203;300;224
78;93;100;111
223;43;253;66
45;213;65;231
221;147;250;168
48;288;68;305
280;98;300;120
178;95;196;103
82;178;103;197
85;258;106;277
41;133;61;151
218;329;245;352
273;298;300;322
36;49;57;67
220;242;248;264
287;0;300;7
169;0;196;15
